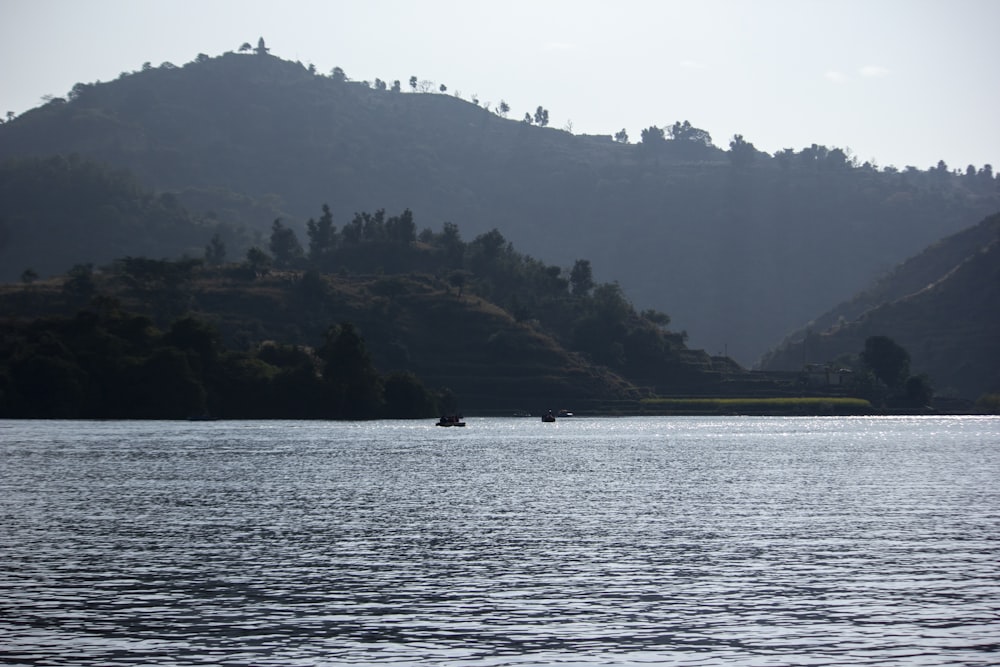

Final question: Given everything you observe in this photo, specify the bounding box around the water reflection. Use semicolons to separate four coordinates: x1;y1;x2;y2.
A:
1;417;998;665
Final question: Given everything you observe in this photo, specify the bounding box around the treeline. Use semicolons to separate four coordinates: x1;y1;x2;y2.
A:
0;299;443;420
240;204;692;388
0;203;702;417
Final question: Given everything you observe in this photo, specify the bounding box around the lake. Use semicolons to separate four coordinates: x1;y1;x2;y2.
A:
1;416;998;666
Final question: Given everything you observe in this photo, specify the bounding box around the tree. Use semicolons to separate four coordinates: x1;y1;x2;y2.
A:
374;78;387;91
861;335;910;389
20;268;38;284
239;42;252;53
640;125;666;147
534;106;549;127
163;316;221;371
307;204;337;264
205;233;226;265
245;246;272;277
641;309;671;328
729;134;757;168
409;76;418;91
669;120;712;146
391;80;401;93
438;221;464;267
905;374;934;407
439;84;447;94
269;219;303;268
471;228;508;262
614;128;629;144
331;66;346;83
383;372;437;418
569;259;594;296
320;322;384;419
385;209;416;244
498;100;510;118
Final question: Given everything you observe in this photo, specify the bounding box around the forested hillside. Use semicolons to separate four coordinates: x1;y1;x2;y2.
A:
0;205;745;417
760;213;1000;400
1;47;998;365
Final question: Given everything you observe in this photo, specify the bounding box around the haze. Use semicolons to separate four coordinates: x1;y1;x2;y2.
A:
2;0;998;172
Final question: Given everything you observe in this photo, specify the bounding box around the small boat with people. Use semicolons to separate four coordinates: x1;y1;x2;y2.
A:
437;415;466;427
541;410;556;422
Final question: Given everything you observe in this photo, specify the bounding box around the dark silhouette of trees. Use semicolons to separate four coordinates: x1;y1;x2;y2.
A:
269;219;304;268
307;204;337;266
383;371;437;418
570;259;594;296
245;247;272;277
320;322;384;419
861;335;910;389
385;208;416;244
905;374;934;407
205;233;226;265
0;298;440;419
533;106;550;127
669;120;712;146
614;128;629;144
728;134;757;168
164;315;221;375
640;125;666;148
858;335;936;408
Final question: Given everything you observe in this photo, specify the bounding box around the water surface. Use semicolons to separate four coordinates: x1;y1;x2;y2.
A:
1;416;998;665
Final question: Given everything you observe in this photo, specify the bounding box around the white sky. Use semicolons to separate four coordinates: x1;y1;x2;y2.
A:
2;0;998;171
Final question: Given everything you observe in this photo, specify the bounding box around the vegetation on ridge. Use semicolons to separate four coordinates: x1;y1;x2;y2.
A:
1;47;997;366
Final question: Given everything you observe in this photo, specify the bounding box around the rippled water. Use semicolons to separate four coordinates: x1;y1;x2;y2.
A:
1;416;998;666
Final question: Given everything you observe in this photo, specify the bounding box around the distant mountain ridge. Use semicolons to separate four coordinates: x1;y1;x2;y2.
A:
1;49;998;365
760;213;1000;399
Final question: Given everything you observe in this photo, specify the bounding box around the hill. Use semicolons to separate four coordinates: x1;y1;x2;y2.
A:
759;213;1000;400
0;255;726;416
1;49;998;365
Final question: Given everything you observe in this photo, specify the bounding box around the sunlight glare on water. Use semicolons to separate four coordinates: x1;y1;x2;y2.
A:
1;416;998;666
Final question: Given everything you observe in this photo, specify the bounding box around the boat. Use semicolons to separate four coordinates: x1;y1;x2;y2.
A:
437;415;466;427
541;410;556;422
